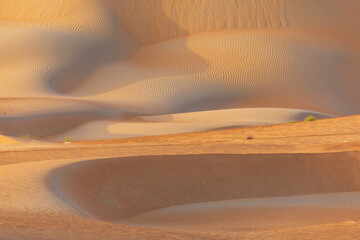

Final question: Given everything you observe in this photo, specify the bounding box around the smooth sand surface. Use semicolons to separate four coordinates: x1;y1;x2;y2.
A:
1;0;360;239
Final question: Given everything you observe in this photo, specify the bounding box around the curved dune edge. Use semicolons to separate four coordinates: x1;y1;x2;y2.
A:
50;152;360;224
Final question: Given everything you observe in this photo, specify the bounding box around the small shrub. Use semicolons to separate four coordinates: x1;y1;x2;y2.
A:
288;120;296;124
232;135;240;141
247;136;253;140
304;115;316;122
64;137;73;143
18;134;30;139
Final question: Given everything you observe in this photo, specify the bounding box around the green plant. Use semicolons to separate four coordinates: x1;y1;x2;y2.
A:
64;137;73;143
18;134;31;139
288;120;296;124
304;115;316;122
231;134;241;141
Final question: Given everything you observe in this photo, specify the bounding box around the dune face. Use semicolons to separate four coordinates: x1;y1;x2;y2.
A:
1;0;360;140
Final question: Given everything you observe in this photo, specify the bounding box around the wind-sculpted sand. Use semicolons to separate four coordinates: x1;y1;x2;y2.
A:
0;0;360;141
1;116;360;239
1;0;360;239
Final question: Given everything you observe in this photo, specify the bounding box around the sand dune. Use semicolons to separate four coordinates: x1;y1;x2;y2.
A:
1;1;360;239
69;28;360;115
1;0;360;124
51;152;360;220
1;0;360;140
1;119;360;239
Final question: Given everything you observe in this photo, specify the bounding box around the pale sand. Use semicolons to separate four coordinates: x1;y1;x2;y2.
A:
1;0;360;239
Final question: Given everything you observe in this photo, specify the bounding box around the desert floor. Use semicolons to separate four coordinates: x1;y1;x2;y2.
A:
1;115;360;239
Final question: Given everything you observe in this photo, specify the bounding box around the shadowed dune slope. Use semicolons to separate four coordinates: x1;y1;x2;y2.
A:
51;152;360;221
